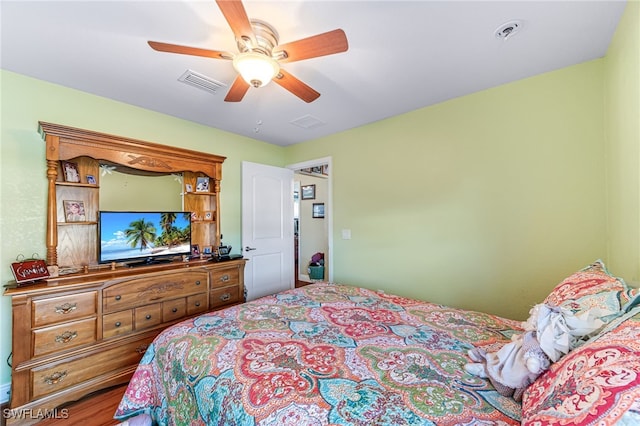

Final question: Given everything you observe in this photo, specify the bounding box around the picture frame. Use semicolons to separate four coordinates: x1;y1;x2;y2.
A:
203;245;212;255
196;177;210;192
204;211;213;221
86;174;96;185
312;203;325;219
63;200;86;222
191;244;200;257
185;183;193;193
301;184;316;200
61;161;80;183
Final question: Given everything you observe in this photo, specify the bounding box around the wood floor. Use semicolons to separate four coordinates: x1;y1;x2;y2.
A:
36;384;126;425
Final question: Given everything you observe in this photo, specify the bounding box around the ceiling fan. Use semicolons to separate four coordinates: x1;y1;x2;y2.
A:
148;0;349;103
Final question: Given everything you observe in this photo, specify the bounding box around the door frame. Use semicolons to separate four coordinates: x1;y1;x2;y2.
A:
287;156;333;282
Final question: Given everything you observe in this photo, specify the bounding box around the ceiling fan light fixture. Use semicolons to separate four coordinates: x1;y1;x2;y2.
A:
233;52;280;88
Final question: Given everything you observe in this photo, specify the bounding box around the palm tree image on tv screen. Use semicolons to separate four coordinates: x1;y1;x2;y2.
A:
99;211;191;263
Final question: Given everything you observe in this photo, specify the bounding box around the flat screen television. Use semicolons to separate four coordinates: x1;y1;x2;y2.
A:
98;211;191;266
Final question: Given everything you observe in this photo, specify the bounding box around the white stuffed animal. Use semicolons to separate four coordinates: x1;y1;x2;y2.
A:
465;323;550;401
465;302;613;401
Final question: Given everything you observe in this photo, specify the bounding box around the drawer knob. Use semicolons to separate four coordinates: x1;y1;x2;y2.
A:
55;303;77;315
145;314;152;320
220;275;230;282
44;370;67;386
220;293;230;302
115;295;122;301
172;307;178;313
195;301;200;307
195;280;201;285
115;321;122;327
55;330;78;344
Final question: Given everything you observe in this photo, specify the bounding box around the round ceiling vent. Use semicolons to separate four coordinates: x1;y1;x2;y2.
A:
495;20;523;40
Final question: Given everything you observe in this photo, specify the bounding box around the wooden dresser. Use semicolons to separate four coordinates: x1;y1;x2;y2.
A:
5;258;245;424
3;123;246;424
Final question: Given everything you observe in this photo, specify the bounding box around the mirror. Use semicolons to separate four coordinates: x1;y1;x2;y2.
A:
100;168;183;211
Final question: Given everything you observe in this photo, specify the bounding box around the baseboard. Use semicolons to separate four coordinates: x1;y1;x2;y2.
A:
0;381;9;404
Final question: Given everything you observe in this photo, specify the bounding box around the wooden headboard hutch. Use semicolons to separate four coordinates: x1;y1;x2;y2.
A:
4;122;246;424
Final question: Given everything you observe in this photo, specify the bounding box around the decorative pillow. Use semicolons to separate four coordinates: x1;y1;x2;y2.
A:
543;260;639;319
522;308;640;425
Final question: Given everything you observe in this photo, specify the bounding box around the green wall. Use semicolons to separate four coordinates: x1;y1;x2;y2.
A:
0;70;284;387
1;1;638;395
605;0;640;284
286;60;607;321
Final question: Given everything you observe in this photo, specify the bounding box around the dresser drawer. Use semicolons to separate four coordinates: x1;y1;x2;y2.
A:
187;293;208;316
162;298;186;322
210;286;240;309
31;335;155;400
32;292;97;327
211;267;240;288
134;304;163;331
32;317;97;357
103;310;133;339
103;270;208;313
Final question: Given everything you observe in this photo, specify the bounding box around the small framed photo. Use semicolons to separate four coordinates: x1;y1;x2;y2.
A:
196;177;210;192
312;203;325;219
61;161;80;183
204;211;213;221
191;244;200;257
203;245;212;255
301;184;316;200
185;183;193;193
86;174;96;185
63;200;86;222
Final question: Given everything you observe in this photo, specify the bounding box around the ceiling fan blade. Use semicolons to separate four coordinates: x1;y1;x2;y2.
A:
215;0;257;47
273;69;320;103
148;41;232;60
224;75;250;102
274;29;348;63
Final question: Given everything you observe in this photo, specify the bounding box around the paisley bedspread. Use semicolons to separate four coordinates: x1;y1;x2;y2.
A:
114;283;524;425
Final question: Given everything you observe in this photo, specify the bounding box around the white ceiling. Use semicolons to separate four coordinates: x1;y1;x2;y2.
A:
1;1;626;146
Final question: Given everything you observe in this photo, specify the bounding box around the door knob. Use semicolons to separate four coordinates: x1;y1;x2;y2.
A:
245;246;257;252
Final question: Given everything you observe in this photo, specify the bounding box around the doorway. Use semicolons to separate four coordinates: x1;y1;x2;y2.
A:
288;157;332;285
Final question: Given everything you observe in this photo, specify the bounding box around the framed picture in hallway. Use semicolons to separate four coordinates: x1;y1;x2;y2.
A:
301;184;315;200
312;203;325;218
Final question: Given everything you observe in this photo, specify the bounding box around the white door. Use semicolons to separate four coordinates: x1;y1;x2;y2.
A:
242;161;294;301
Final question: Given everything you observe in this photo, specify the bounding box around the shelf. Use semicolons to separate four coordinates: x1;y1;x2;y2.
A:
184;192;216;196
56;182;98;188
57;221;98;226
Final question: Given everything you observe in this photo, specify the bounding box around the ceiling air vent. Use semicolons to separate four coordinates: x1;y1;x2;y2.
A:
178;69;227;94
290;114;326;130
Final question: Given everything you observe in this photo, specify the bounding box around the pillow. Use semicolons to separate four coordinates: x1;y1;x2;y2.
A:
543;260;639;320
521;308;640;425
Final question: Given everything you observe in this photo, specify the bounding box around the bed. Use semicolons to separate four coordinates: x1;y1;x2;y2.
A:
114;260;640;425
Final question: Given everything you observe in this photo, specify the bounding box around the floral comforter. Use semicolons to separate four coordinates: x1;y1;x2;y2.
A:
115;283;524;425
